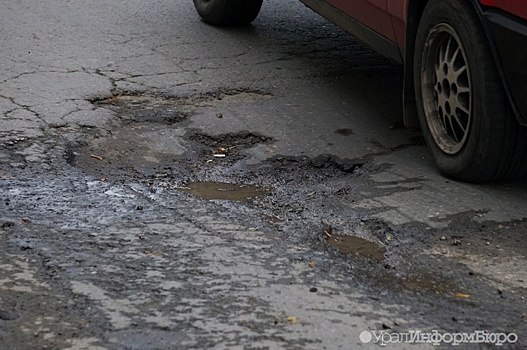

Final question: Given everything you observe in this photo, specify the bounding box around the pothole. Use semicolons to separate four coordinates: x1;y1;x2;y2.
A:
72;90;277;182
68;126;275;184
179;181;271;201
94;94;190;125
189;131;272;149
71;89;389;267
66;91;478;306
68;123;191;181
92;88;272;125
269;154;372;175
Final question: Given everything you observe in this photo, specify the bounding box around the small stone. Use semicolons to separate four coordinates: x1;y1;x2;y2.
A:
440;236;447;241
0;308;20;321
1;221;15;228
309;287;318;293
393;318;405;326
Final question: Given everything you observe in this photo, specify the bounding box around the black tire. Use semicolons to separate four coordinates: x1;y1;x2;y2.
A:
193;0;263;26
414;0;527;182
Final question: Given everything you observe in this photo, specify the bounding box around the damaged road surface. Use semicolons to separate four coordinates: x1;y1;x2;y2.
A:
1;0;526;349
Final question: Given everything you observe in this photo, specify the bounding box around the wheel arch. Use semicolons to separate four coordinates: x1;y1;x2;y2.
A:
401;0;428;128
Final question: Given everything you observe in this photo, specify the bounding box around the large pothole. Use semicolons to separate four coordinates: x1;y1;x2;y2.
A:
70;90;386;252
64;90;511;305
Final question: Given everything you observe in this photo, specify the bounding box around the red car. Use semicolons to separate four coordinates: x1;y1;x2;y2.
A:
193;0;527;182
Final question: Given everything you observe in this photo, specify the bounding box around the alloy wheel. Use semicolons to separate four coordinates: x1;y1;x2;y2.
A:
421;23;472;155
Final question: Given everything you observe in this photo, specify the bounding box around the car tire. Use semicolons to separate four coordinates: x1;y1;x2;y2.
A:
193;0;263;26
414;0;527;182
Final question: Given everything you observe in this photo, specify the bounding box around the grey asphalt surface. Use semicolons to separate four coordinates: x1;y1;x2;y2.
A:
1;0;526;349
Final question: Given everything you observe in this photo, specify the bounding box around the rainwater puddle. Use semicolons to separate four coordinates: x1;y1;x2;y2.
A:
179;182;271;201
326;234;385;262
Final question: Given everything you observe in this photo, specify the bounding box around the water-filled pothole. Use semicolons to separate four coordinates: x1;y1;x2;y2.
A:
179;181;271;201
326;234;385;262
400;275;458;296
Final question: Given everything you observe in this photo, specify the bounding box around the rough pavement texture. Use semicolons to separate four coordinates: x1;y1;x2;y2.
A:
1;0;526;349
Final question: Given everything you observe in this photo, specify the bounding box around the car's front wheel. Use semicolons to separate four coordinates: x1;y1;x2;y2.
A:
193;0;263;26
414;0;527;182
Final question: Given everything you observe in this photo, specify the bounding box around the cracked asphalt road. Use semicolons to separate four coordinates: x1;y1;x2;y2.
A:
1;0;526;349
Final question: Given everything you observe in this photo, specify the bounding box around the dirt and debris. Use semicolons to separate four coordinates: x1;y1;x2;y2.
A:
69;96;527;315
3;92;525;348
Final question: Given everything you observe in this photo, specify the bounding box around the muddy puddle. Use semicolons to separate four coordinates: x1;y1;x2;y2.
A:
400;275;459;296
326;234;385;262
178;181;271;201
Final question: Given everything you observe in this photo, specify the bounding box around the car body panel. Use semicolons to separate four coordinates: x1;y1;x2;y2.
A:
324;0;397;42
299;0;403;62
480;0;527;21
386;0;407;48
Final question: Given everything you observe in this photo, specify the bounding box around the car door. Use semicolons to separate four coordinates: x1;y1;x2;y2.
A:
326;0;397;42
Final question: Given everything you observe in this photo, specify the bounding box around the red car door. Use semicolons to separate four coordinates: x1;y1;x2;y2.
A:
326;0;397;42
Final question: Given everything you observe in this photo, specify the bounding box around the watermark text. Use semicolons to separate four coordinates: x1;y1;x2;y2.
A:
360;330;518;346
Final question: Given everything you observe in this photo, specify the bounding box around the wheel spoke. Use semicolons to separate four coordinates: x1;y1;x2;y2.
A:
456;84;470;94
453;65;468;81
439;38;451;68
449;46;462;67
453;114;467;134
446;115;459;143
444;36;453;62
455;100;470;116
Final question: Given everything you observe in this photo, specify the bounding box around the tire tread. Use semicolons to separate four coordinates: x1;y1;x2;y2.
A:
194;0;263;26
